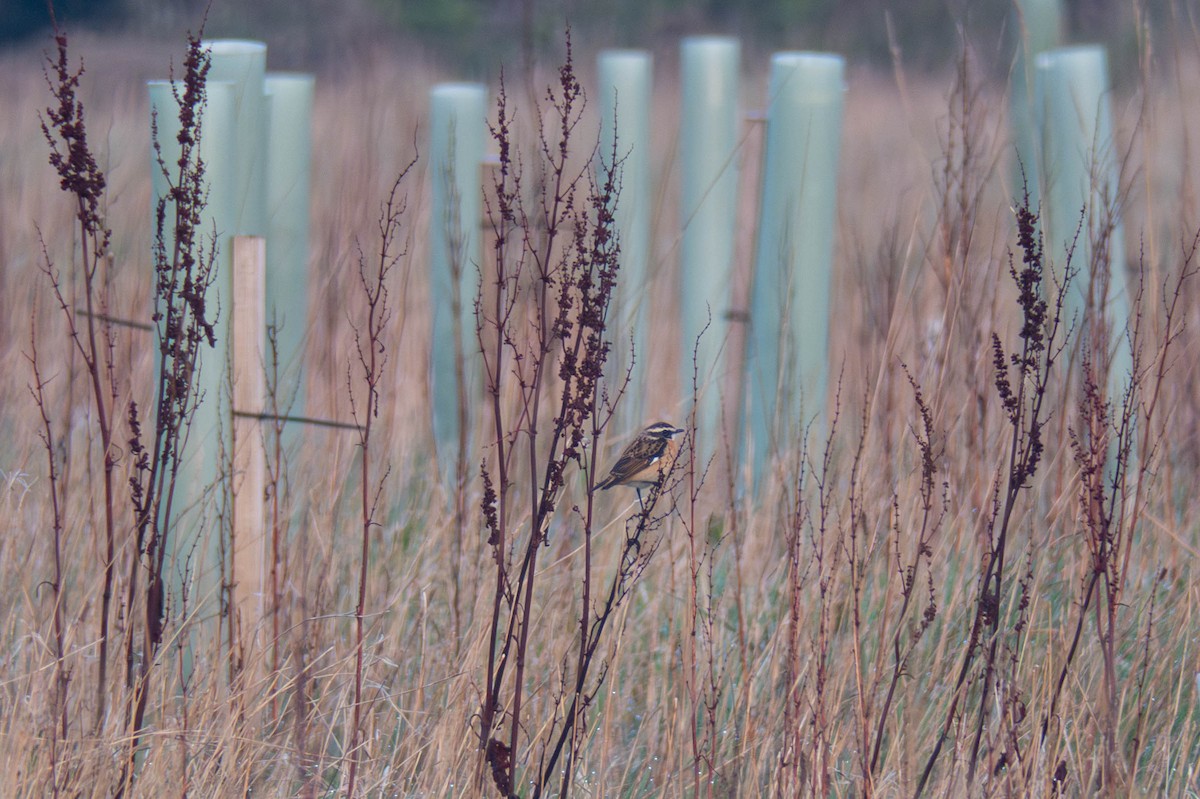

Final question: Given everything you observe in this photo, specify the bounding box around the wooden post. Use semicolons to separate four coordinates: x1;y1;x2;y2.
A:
232;235;267;648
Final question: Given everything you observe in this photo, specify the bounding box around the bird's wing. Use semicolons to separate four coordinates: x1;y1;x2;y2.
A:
596;436;668;489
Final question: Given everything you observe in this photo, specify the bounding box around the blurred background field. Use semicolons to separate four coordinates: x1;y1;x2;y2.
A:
3;1;1200;796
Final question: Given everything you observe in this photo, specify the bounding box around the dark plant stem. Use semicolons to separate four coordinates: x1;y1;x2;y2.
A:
480;33;649;797
680;318;719;798
39;27;118;735
344;161;415;797
869;369;943;778
916;186;1070;797
26;317;71;784
118;28;216;795
265;321;287;720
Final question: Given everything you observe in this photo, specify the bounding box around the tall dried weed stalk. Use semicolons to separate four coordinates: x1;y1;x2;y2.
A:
916;185;1073;795
34;25;219;797
477;37;677;798
122;28;218;795
342;158;417;797
37;28;118;744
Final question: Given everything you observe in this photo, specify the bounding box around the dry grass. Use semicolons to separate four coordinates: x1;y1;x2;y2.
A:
3;26;1200;799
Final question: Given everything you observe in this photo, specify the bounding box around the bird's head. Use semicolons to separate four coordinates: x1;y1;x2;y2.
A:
645;422;685;439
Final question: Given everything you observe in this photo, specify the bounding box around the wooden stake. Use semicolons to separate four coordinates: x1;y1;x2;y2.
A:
232;235;267;651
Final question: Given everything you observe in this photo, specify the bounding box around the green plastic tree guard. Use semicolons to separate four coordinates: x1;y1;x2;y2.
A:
429;83;486;483
204;40;268;236
680;36;741;466
598;50;653;428
264;73;314;442
1035;47;1130;360
148;77;236;597
746;53;844;489
1010;0;1064;201
147;39;271;589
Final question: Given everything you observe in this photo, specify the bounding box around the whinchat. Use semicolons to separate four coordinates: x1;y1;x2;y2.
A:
594;422;685;506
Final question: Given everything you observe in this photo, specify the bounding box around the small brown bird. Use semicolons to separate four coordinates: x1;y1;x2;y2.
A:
595;422;685;506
